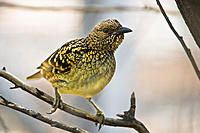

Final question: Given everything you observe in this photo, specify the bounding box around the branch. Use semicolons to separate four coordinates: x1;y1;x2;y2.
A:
0;95;88;133
117;92;137;121
0;1;178;15
0;69;149;133
175;0;200;49
156;0;200;80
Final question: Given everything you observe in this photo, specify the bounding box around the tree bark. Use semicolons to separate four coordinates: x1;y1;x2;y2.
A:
175;0;200;49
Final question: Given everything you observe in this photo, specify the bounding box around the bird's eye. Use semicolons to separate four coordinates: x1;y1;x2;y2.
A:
103;28;109;33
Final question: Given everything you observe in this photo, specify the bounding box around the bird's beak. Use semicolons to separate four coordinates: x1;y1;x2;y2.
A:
113;27;132;35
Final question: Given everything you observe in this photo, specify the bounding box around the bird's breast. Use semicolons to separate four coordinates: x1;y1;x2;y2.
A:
52;52;116;98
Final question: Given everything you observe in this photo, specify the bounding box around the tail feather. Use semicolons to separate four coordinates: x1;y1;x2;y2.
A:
26;71;42;80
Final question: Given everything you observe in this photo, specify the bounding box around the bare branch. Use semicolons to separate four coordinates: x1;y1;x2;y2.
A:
0;69;149;133
0;95;88;133
117;92;136;121
0;1;178;15
156;0;200;80
175;0;200;49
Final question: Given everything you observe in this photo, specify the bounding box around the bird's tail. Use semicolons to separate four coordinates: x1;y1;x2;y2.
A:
26;71;42;80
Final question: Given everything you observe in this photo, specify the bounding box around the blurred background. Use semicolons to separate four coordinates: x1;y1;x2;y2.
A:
0;0;200;133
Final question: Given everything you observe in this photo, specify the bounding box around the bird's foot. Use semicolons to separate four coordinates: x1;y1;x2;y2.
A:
95;110;105;130
47;94;63;114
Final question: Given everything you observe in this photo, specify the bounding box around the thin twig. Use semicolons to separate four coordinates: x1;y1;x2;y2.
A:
117;92;136;121
0;69;149;133
156;0;200;80
0;95;88;133
0;1;178;15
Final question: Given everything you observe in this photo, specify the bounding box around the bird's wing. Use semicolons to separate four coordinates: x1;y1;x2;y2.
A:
39;38;84;74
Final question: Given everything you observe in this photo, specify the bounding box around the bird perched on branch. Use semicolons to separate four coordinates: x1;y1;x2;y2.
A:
26;19;132;129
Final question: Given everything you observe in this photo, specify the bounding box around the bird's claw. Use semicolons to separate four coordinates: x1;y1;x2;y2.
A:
95;110;105;130
47;95;63;114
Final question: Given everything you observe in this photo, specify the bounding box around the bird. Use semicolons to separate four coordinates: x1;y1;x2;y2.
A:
26;19;132;129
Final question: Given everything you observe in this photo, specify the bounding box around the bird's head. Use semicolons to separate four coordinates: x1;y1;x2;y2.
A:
87;19;132;52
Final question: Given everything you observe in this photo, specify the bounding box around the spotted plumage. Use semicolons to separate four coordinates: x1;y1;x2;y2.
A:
26;19;132;129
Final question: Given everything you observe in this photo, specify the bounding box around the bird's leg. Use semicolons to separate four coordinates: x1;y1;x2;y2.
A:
87;98;105;130
47;87;63;114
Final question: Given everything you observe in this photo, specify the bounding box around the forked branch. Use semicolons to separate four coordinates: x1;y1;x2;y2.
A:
0;69;149;133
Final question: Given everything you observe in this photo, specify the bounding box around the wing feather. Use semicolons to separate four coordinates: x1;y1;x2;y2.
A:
39;39;84;74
